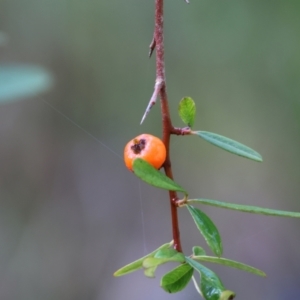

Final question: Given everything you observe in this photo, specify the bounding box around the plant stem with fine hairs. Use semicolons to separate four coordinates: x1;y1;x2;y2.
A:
153;0;182;252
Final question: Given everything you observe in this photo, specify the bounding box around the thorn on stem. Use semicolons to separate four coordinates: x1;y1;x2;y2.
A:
140;101;156;125
140;79;163;125
149;37;156;58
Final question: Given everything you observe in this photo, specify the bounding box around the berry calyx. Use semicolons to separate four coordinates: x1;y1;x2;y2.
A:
124;134;166;171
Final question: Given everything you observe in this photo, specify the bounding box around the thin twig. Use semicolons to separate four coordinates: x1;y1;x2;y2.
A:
171;126;192;135
154;0;182;252
140;0;183;251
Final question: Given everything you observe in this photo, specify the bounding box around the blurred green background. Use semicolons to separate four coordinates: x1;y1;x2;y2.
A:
1;0;300;299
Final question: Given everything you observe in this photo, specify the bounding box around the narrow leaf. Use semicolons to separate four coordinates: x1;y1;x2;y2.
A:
133;158;187;195
161;263;194;293
143;248;185;268
193;131;262;162
143;249;185;278
186;257;225;300
187;205;223;257
188;199;300;218
193;246;206;256
178;97;196;127
143;253;185;268
193;255;266;277
154;248;179;258
114;241;173;276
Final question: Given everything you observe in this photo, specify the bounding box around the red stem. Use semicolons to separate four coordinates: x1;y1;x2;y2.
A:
154;0;182;252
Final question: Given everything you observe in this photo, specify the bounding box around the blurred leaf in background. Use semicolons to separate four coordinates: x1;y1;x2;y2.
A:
0;64;53;103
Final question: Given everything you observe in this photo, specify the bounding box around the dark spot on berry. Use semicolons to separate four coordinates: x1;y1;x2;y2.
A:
131;138;147;154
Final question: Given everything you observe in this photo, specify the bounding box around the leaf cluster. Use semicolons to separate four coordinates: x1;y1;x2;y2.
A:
114;159;270;299
115;97;300;299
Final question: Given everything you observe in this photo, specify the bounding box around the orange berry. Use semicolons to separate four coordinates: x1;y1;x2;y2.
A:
124;134;166;171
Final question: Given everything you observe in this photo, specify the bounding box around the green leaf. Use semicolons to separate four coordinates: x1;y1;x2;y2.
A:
133;158;188;195
146;253;182;266
193;246;206;256
193;131;262;162
143;250;185;269
187;205;223;257
143;249;185;278
186;257;225;300
114;241;173;276
178;97;196;127
193;255;266;277
143;257;181;269
161;263;194;293
144;266;157;278
220;290;236;300
154;248;179;258
188;199;300;218
0;64;53;103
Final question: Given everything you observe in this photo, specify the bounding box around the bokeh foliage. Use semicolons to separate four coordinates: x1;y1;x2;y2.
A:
1;0;300;299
